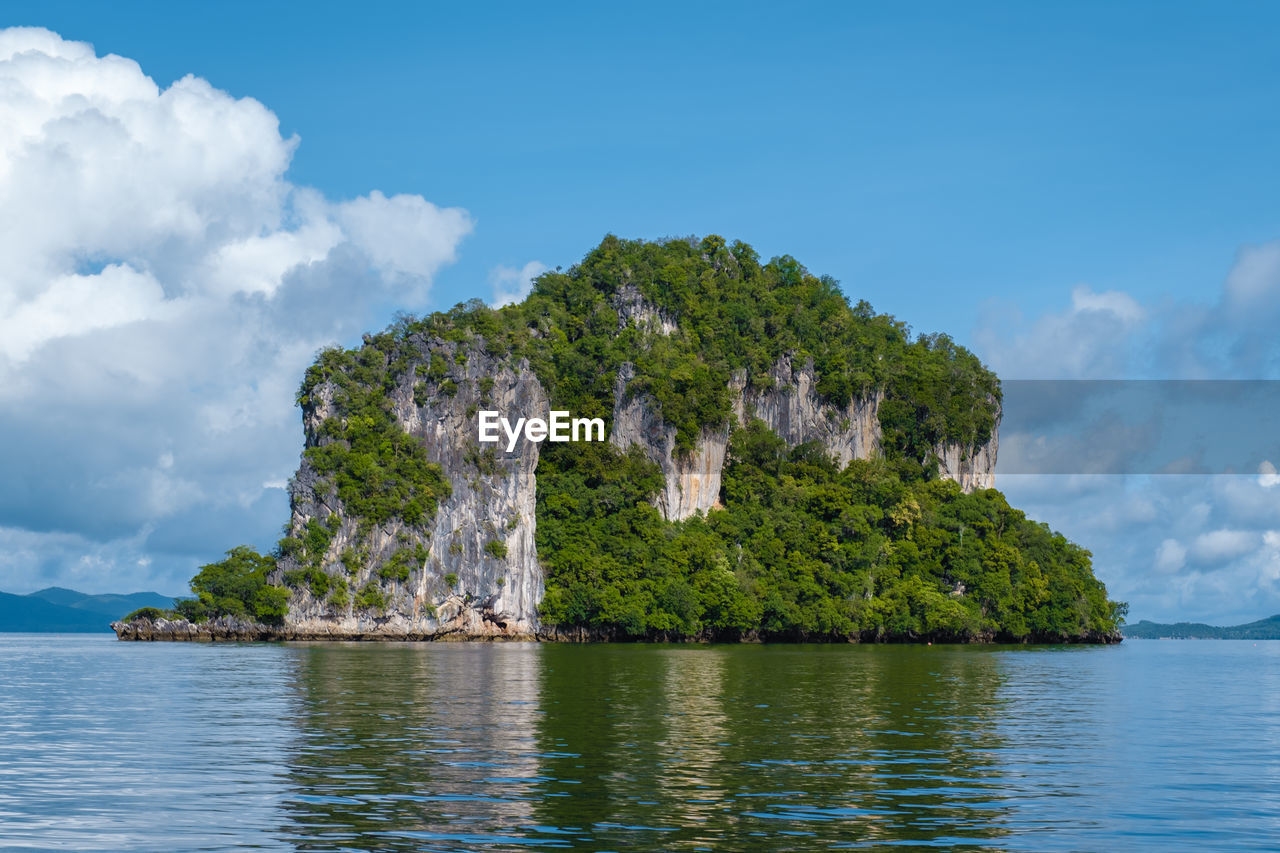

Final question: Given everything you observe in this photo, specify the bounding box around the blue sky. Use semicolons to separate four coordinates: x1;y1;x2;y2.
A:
3;3;1280;622
17;1;1280;336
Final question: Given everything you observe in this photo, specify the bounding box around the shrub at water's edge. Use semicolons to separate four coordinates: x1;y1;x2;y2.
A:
121;235;1125;642
125;546;287;626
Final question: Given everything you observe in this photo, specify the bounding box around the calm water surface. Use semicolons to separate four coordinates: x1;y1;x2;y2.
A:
1;636;1277;851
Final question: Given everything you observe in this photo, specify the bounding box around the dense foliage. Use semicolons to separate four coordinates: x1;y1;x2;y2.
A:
126;546;289;625
537;422;1123;640
403;235;1000;464
298;343;451;528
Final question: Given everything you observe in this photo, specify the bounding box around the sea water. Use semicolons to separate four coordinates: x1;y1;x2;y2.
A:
0;635;1277;851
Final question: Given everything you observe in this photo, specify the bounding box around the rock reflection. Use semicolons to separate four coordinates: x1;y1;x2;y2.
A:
279;642;546;850
654;648;732;828
280;643;1016;850
533;645;1014;849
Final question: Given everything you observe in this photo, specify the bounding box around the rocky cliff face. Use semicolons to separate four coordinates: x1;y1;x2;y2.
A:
612;282;678;335
602;289;899;522
933;428;999;492
608;347;992;523
738;356;883;468
279;338;545;638
270;289;998;637
608;362;732;520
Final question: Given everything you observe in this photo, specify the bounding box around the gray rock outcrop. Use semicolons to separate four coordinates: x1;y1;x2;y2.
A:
279;338;545;639
609;346;995;523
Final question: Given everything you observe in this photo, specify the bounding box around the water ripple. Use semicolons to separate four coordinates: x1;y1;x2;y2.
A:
2;638;1280;850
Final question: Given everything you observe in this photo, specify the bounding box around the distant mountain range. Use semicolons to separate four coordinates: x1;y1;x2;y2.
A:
0;587;177;632
1124;615;1280;640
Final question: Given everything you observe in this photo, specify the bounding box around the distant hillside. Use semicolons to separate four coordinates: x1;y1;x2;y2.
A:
1;588;177;632
1124;615;1280;639
27;587;175;617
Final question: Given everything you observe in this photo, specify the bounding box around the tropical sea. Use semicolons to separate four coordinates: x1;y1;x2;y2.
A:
1;636;1277;851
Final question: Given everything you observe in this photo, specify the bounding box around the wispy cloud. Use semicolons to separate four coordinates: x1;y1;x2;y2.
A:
978;237;1280;623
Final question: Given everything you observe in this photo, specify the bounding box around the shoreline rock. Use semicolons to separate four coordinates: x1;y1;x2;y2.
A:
111;616;1120;645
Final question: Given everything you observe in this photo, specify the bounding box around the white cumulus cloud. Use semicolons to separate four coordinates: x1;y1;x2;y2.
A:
1189;529;1257;565
490;260;548;308
0;28;473;593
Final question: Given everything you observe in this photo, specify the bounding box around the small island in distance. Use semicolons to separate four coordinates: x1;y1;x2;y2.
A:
1124;615;1280;640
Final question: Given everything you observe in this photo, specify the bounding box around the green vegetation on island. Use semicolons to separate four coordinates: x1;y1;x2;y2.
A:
128;234;1125;642
297;346;451;529
125;546;288;626
403;234;999;461
536;422;1121;640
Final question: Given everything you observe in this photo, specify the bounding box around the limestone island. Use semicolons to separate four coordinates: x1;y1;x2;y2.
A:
115;236;1125;644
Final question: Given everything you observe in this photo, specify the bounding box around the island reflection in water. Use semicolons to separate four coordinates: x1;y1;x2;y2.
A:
5;637;1278;851
280;643;1012;850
